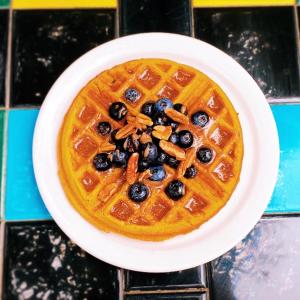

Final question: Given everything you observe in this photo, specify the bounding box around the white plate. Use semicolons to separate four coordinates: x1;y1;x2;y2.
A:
33;33;279;272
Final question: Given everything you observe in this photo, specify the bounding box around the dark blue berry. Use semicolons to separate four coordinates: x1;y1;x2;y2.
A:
184;165;197;178
138;159;150;172
157;151;168;164
197;147;213;163
142;142;158;163
192;111;209;127
93;153;112;171
109;102;128;121
111;150;127;168
155;98;173;113
128;183;149;202
123;136;139;153
178;130;193;148
166;156;180;169
174;103;188;115
141;101;155;117
169;132;179;144
124;88;140;102
110;129;125;148
149;166;166;181
153;113;169;126
169;121;179;131
96;121;111;136
165;180;185;200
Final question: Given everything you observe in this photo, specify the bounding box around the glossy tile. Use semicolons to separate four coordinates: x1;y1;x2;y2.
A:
210;216;300;300
125;266;206;290
3;221;119;299
265;105;300;212
125;294;207;300
193;0;295;6
11;9;115;106
0;10;8;106
0;0;9;7
194;7;300;99
0;111;4;205
5;109;51;220
120;0;192;36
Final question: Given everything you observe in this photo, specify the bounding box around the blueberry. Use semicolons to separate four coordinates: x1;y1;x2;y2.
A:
93;153;112;171
184;165;197;178
111;150;127;168
166;156;180;169
174;103;188;115
110;129;125;148
157;151;168;164
124;88;140;103
141;101;155;117
128;182;149;202
123;136;139;153
155;98;173;113
178;130;194;148
142;142;158;163
169;132;179;144
149;166;166;181
153;113;169;126
109;102;128;121
197;147;213;163
169;121;179;131
192;111;209;127
138;159;150;172
96;121;111;136
165;180;185;200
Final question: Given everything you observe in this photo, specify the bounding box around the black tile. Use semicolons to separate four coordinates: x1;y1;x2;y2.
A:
120;0;192;36
11;9;115;106
0;10;8;106
3;221;119;299
125;293;207;300
210;216;300;300
125;266;206;291
194;7;300;99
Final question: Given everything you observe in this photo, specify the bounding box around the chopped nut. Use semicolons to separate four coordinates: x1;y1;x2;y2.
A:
152;125;172;140
115;124;135;139
159;140;186;160
140;132;152;144
165;108;189;124
177;147;197;178
126;153;139;184
137;113;153;126
139;169;151;181
99;142;116;152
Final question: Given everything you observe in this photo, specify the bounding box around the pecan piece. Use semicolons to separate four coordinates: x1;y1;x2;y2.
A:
136;113;153;126
140;132;152;144
165;108;189;124
126;153;139;184
115;124;135;139
152;125;172;140
99;142;116;152
177;147;197;178
159;140;186;160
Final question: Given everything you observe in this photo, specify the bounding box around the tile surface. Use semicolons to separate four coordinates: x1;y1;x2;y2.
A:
11;9;115;106
126;266;206;291
5;109;51;220
3;221;119;299
0;10;8;106
266;105;300;212
125;294;207;300
120;0;192;36
0;0;9;7
194;7;300;98
210;216;300;300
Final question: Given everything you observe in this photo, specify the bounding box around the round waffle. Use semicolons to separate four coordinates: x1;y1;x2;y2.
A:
58;58;243;241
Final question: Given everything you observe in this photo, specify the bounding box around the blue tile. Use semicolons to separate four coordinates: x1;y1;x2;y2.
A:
5;109;51;220
266;104;300;213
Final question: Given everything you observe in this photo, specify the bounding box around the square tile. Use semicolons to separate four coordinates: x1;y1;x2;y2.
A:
0;10;8;106
266;105;300;213
194;7;300;99
0;0;9;7
119;0;192;36
125;266;206;291
3;221;119;299
210;216;300;300
5;109;51;220
11;9;115;106
125;294;207;300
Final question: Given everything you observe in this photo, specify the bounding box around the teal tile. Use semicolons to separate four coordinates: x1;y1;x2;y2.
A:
266;104;300;213
0;0;9;7
5;109;51;220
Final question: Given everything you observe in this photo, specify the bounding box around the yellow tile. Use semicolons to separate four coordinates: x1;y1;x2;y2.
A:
13;0;117;9
193;0;295;7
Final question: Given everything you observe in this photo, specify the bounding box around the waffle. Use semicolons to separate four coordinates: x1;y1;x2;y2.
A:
58;58;243;241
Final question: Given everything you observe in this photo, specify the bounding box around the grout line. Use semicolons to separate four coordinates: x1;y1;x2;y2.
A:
190;0;195;38
4;5;13;110
118;268;125;300
263;212;300;217
5;217;52;223
0;221;6;297
115;0;120;38
268;97;300;104
124;287;208;295
293;5;300;81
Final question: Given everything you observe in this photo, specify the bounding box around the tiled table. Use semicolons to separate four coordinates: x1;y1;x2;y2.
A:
1;0;300;299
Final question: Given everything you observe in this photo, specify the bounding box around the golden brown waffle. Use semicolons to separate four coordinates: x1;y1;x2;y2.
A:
58;58;243;241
